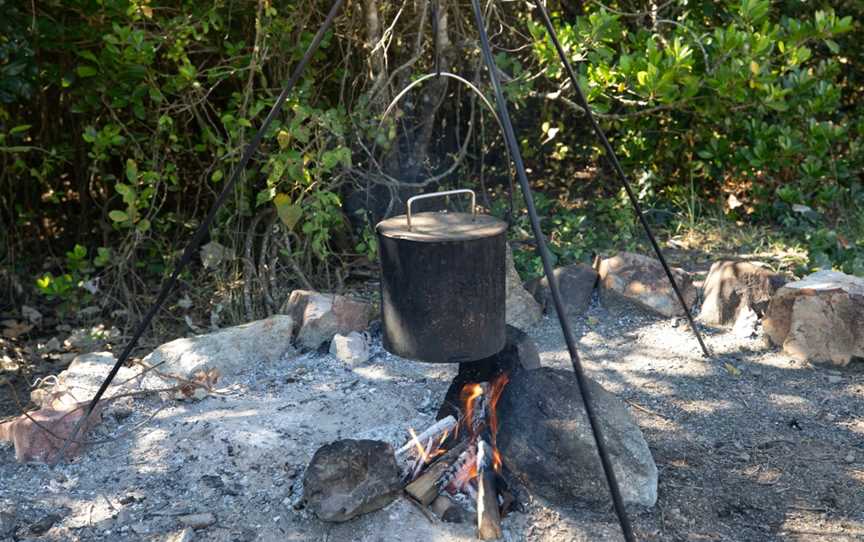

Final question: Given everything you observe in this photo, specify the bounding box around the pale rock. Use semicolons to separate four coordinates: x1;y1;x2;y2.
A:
31;352;137;409
282;290;373;350
504;247;542;331
699;260;787;327
764;270;864;366
598;252;696;318
0;399;103;462
141;315;297;380
330;332;371;365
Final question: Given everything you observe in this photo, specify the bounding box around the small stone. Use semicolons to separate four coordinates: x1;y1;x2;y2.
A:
525;263;598;318
21;305;43;325
329;332;371;366
178;513;216;530
44;337;62;353
844;452;855;464
827;374;843;384
29;513;61;535
303;439;401;522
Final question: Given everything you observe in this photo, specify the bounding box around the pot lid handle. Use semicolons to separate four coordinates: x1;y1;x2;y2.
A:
406;189;476;231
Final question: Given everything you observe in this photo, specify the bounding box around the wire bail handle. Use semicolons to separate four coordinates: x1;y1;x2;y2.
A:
406;189;476;231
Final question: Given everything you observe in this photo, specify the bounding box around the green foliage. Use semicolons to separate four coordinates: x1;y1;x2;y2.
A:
525;1;862;275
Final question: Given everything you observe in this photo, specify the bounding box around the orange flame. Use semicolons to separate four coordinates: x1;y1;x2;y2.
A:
459;383;484;437
407;427;430;463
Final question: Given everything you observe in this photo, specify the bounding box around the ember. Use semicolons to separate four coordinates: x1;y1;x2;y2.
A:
400;373;512;540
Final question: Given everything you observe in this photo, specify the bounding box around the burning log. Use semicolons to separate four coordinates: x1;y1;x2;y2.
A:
396;415;456;458
476;438;502;540
438;443;476;494
404;441;468;505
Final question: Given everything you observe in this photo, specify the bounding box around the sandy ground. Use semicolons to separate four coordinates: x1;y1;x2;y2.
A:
1;295;862;542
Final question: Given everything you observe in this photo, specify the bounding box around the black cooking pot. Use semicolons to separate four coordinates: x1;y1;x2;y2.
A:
376;189;507;363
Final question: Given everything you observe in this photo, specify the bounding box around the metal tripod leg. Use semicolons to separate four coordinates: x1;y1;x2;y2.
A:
533;1;712;359
469;1;637;540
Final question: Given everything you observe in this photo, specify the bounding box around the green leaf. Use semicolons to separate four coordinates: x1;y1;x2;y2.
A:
211;169;224;183
825;39;840;54
10;125;31;135
274;193;303;230
125;159;138;182
76;65;98;78
137;218;151;232
109;210;129;222
256;187;276;207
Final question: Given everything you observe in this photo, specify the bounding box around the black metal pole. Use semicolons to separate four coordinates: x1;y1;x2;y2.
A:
52;0;347;464
533;1;711;358
468;1;637;540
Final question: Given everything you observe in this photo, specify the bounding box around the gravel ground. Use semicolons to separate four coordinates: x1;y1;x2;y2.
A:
1;295;862;542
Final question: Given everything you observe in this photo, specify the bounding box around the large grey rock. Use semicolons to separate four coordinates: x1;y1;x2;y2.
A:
283;290;373;350
598;252;696;317
763;270;864;366
505;247;543;331
141;315;296;379
699;260;787;327
497;367;658;507
525;263;598;318
303;439;401;522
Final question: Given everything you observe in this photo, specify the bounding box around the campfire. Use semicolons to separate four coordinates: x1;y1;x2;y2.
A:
398;373;512;539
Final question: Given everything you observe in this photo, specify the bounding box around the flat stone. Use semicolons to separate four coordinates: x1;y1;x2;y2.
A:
763;270;864;366
283;290;373;350
504;246;543;331
525;263;598;318
141;315;297;380
178;513;216;529
303;439;401;522
699;261;787;327
330;332;371;366
29;513;61;535
497;367;658;507
598;252;696;318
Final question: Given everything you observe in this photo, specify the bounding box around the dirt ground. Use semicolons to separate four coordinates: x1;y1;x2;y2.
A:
1;291;863;541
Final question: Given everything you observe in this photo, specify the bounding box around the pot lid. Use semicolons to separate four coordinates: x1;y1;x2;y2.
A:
376;211;507;242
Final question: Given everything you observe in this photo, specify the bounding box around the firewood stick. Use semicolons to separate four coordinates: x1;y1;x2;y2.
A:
404;441;468;504
476;439;502;540
396;415;456;457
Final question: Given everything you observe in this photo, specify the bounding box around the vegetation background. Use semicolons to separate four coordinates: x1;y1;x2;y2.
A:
1;0;861;340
